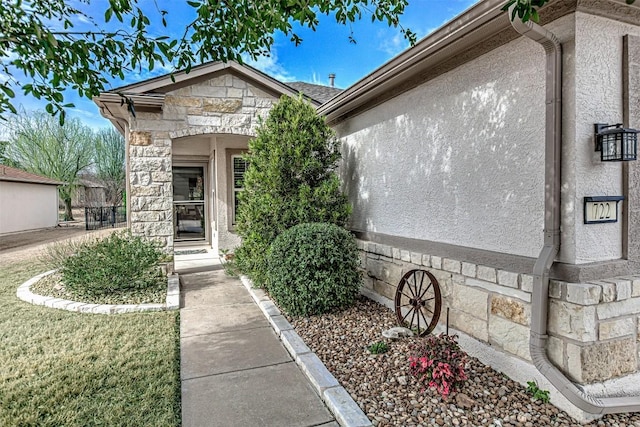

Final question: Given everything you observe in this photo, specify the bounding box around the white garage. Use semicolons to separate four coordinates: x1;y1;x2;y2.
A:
0;165;63;235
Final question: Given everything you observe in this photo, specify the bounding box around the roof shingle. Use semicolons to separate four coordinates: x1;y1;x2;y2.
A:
0;165;64;186
286;82;343;104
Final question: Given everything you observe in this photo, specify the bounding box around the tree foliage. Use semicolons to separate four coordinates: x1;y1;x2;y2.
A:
234;95;351;286
0;140;20;167
503;0;635;23
0;0;416;121
2;110;94;220
0;0;612;122
94;127;125;207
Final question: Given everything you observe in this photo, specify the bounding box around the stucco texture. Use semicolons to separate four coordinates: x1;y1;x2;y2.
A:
339;13;640;264
572;13;640;263
337;36;547;258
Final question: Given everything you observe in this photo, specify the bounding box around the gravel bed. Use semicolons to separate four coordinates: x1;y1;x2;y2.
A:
289;296;640;427
30;271;166;305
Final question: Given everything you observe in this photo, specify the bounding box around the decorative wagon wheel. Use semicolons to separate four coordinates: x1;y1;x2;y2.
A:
395;269;442;337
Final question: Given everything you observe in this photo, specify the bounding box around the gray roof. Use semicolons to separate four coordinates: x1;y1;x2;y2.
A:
286;82;343;104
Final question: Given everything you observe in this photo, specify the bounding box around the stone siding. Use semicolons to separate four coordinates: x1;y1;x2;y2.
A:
358;239;640;385
127;73;279;249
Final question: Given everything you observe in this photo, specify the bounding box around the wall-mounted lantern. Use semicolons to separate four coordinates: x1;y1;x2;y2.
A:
594;123;638;162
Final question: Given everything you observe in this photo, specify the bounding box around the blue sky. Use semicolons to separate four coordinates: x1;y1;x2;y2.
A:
10;0;479;129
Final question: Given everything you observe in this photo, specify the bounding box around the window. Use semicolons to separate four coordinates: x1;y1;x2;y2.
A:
231;155;248;224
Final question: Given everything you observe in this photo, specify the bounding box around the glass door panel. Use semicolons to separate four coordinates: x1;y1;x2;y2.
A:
173;166;206;241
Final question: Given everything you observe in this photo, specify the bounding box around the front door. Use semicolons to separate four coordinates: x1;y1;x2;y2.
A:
173;166;206;242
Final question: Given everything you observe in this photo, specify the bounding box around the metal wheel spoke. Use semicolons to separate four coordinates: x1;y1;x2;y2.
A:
413;271;422;301
418;282;433;300
409;308;417;329
399;291;413;301
401;307;413;324
417;271;425;301
404;280;417;298
418;308;430;330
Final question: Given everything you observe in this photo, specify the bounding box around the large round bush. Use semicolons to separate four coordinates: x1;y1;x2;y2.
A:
266;222;362;316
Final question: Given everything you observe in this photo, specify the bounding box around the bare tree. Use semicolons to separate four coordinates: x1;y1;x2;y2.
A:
94;128;125;208
3;111;94;220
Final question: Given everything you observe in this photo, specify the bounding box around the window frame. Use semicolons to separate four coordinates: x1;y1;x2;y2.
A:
227;150;248;228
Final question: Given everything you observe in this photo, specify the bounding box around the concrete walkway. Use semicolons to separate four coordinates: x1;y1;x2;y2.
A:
180;269;339;427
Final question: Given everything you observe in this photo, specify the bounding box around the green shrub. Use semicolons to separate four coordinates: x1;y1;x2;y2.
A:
61;231;164;296
234;95;351;286
265;222;361;316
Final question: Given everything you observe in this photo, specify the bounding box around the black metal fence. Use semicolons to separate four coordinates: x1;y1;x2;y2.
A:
85;206;126;230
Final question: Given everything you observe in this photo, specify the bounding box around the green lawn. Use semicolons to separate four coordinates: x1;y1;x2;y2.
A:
0;261;181;427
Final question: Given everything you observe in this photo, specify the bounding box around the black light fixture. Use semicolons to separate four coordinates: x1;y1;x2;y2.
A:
594;123;638;162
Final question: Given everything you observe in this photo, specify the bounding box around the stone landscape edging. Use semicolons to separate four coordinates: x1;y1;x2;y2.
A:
16;269;180;314
239;275;373;427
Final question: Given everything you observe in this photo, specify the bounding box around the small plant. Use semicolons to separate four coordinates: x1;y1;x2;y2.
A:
61;230;165;296
367;341;389;354
409;333;468;398
39;235;94;269
219;249;238;277
265;222;361;316
526;380;550;403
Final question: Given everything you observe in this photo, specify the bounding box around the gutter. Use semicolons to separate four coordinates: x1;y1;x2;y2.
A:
318;0;509;122
509;5;640;414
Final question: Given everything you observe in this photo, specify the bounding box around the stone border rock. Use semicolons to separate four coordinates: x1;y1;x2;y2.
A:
239;275;373;427
16;270;180;314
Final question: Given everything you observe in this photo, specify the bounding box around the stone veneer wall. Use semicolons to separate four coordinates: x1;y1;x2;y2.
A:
127;73;278;250
357;239;640;385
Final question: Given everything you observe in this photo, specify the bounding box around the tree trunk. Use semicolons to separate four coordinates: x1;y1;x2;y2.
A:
63;198;74;221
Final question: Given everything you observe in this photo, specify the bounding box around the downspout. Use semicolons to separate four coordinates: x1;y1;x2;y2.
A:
509;7;640;414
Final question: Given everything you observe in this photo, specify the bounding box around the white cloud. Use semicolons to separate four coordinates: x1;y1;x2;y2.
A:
129;61;174;82
306;72;323;85
378;31;410;57
241;48;295;82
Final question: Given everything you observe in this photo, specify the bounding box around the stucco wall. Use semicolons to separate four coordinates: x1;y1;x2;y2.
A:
572;12;640;263
337;13;640;265
336;34;550;259
0;181;58;234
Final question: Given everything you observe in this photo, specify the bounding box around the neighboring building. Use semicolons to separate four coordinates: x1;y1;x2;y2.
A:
0;165;63;234
95;0;640;421
67;176;107;208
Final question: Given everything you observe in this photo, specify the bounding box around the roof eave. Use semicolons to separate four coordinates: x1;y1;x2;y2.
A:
100;61;308;102
93;61;319;130
0;178;64;185
317;0;508;122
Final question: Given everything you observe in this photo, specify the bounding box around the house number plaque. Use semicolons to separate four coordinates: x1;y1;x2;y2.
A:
584;196;624;224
